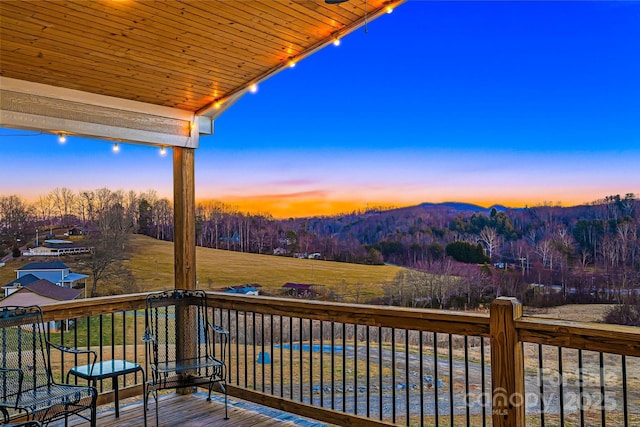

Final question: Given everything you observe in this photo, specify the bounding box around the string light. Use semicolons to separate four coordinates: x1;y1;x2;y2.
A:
113;143;120;153
386;6;393;14
249;84;258;94
333;37;341;47
214;101;222;109
160;147;167;156
58;134;66;143
288;60;296;68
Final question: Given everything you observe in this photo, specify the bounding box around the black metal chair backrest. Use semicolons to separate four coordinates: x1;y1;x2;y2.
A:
145;289;213;370
0;306;52;402
1;305;97;426
144;289;229;422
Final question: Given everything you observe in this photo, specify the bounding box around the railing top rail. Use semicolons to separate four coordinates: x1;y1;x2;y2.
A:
205;291;491;337
516;316;640;357
37;292;640;356
41;292;148;321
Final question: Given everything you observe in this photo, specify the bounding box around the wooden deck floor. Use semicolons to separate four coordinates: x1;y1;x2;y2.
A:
50;391;333;427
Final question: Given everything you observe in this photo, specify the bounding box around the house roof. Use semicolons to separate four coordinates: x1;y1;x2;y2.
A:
0;279;82;307
283;283;313;290
2;274;40;289
0;0;404;147
25;279;82;301
61;273;89;283
17;261;69;271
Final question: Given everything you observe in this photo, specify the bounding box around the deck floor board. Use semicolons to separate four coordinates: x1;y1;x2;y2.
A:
49;391;332;427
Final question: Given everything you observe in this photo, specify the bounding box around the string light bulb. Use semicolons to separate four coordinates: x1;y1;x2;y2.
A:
386;6;393;14
58;134;66;143
288;60;296;68
249;84;258;94
160;147;167;156
113;143;120;153
214;101;222;109
333;37;341;47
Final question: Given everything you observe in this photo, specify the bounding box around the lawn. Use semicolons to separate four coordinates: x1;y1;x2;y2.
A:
126;234;404;299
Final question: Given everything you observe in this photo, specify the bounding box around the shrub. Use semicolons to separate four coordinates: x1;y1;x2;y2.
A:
604;298;640;326
445;241;489;264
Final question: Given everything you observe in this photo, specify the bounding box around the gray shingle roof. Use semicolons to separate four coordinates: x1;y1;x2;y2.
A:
24;279;82;301
16;261;69;271
2;274;40;288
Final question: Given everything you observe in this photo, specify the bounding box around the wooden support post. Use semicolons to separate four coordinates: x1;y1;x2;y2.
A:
173;147;196;291
173;147;197;395
490;297;525;427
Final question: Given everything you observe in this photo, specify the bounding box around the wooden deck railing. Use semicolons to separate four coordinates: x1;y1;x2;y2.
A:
36;293;640;427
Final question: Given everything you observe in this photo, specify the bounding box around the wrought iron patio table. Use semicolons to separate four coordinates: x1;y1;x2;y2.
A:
67;359;147;426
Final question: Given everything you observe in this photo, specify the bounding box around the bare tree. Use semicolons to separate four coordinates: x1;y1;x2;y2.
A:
479;226;499;261
78;190;96;223
0;195;31;241
35;194;54;223
83;201;134;297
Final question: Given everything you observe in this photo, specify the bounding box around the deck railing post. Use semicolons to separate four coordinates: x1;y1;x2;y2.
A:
173;146;196;291
490;297;525;427
173;147;197;395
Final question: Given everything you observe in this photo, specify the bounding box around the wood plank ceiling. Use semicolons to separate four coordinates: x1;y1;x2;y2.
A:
0;0;401;117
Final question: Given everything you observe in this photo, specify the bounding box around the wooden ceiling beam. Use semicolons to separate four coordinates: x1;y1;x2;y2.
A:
0;77;200;148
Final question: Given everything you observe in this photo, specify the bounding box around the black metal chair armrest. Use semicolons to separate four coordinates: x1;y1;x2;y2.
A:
48;342;97;376
209;323;229;335
142;327;157;343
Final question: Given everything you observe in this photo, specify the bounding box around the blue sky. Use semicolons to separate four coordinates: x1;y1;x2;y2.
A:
2;1;639;217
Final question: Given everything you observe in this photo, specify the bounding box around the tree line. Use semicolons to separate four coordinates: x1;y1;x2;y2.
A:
1;189;638;313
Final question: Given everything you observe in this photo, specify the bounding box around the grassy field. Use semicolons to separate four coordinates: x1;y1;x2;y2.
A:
2;234;404;300
126;234;404;299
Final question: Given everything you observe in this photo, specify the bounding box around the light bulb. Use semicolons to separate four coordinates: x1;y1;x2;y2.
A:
386;6;393;14
58;134;66;143
288;60;296;68
113;143;120;153
333;38;341;47
249;84;258;94
160;147;166;156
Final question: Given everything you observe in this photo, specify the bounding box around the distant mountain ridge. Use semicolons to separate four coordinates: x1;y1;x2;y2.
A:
417;202;517;213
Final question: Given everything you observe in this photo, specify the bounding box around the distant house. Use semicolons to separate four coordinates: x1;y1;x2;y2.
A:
0;278;82;307
22;239;93;257
0;278;83;331
282;282;322;299
65;226;93;236
223;284;260;296
219;231;241;243
2;273;40;298
15;261;88;289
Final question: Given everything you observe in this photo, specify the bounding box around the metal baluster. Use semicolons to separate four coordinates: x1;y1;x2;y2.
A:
434;332;439;426
559;347;564;427
405;329;409;426
392;328;396;423
449;334;453;427
465;336;470;427
539;344;545;427
622;355;628;427
600;352;605;427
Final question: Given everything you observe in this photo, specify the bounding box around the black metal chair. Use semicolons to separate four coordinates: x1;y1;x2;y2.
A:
143;289;229;424
0;306;97;427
